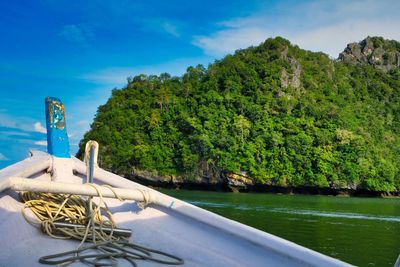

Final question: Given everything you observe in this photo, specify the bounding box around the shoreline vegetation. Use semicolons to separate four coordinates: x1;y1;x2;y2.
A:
78;36;400;195
126;172;400;198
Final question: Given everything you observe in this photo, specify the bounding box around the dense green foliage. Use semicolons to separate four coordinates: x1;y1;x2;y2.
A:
78;37;400;192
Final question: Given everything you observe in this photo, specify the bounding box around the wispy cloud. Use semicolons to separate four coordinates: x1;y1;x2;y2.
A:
34;122;47;134
58;24;94;47
80;68;135;86
161;22;180;37
137;18;182;38
0;113;19;129
34;140;47;146
0;112;40;133
0;153;7;161
75;120;89;127
0;126;47;149
193;27;269;57
0;130;30;137
192;0;400;58
80;57;212;86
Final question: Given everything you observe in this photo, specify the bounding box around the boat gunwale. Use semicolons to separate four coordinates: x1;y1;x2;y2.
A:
0;151;354;267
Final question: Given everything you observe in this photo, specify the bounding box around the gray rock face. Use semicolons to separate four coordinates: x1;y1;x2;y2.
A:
289;57;301;88
280;68;289;88
339;37;400;72
280;46;302;89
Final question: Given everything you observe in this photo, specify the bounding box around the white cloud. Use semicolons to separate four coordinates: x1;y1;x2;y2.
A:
291;19;400;58
192;0;400;58
34;122;47;134
0;153;7;161
34;140;47;146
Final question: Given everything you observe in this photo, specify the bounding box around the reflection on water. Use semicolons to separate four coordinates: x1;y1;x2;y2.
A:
162;190;400;267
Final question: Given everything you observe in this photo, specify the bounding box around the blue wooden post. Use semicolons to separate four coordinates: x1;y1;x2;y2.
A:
45;97;70;158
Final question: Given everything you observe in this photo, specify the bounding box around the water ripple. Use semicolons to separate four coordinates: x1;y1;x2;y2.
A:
188;200;400;223
270;208;400;222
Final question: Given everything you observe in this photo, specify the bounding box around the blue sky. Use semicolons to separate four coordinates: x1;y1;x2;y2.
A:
1;0;399;168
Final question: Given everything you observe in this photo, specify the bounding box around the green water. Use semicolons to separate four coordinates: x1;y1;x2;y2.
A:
161;190;400;267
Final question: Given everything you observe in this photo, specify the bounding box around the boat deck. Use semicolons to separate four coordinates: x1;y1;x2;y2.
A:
0;152;353;267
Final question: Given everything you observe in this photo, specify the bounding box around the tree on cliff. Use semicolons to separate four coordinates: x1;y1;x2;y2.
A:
77;36;400;192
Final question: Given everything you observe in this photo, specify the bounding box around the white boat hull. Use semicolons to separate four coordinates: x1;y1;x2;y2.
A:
0;151;354;267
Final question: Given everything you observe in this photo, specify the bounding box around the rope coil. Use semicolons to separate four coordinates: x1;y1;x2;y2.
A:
19;140;182;266
21;191;119;242
20;189;183;266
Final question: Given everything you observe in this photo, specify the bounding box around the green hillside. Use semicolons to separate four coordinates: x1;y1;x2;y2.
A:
77;36;400;192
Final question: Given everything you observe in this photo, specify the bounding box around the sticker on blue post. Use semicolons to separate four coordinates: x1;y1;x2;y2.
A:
45;97;70;158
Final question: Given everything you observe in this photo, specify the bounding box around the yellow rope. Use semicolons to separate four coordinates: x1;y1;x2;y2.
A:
20;190;121;242
20;185;183;266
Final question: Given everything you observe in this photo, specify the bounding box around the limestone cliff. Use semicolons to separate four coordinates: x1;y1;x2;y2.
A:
339;36;400;72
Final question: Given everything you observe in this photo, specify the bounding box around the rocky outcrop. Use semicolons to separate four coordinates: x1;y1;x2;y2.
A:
226;171;254;191
290;58;301;88
126;169;254;192
280;46;302;89
339;37;400;72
